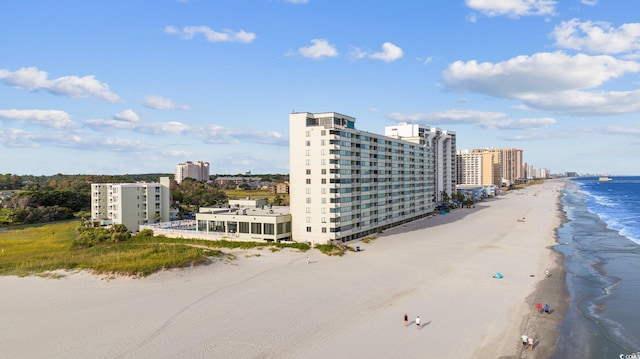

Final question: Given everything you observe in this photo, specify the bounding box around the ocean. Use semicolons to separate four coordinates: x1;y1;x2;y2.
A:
553;176;640;358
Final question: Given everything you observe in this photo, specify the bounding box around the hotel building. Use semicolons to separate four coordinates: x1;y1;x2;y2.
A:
456;150;497;186
175;160;210;184
472;148;523;186
290;112;454;245
90;177;171;232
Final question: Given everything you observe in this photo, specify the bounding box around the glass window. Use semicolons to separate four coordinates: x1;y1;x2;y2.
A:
264;223;274;235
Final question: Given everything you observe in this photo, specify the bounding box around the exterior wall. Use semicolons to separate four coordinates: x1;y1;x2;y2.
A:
290;112;437;245
385;123;456;203
90;177;171;232
195;207;292;242
229;198;267;208
456;151;495;186
456;151;483;185
175;160;210;184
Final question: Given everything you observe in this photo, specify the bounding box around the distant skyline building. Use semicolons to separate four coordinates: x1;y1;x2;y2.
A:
90;177;171;232
175;160;210;184
290;112;456;245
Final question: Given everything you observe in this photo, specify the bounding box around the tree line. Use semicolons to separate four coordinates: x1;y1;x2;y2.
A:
1;173;287;225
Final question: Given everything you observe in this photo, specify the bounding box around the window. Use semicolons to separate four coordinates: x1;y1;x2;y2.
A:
321;169;327;174
305;131;310;137
306;179;311;184
263;223;274;235
322;227;327;233
321;159;326;165
321;188;326;194
251;222;262;234
306;159;311;166
321;178;326;184
306;226;312;232
306;188;311;194
306;207;311;213
239;222;250;233
305;140;311;146
306;197;311;204
306;169;311;175
306;217;311;223
305;150;311;156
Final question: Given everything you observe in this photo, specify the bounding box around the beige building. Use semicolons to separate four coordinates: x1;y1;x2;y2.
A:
290;112;445;245
472;148;523;186
456;150;496;186
91;177;171;232
175;160;210;184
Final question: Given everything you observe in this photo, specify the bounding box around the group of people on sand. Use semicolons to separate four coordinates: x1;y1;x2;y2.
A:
521;334;535;351
404;313;421;329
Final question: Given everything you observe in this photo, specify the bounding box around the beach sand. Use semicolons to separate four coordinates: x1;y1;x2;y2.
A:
0;180;567;359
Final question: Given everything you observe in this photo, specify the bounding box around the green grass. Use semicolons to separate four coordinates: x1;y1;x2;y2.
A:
0;220;310;277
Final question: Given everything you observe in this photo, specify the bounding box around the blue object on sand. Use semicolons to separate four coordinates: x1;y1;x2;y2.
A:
494;272;503;279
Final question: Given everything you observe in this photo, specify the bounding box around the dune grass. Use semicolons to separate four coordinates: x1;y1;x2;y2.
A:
0;220;310;277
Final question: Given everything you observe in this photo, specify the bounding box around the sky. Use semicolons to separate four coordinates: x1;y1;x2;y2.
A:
1;0;639;176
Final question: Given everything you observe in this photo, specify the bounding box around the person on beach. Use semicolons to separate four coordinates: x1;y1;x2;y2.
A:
528;336;534;351
404;313;408;327
545;268;550;278
544;304;550;315
536;302;542;314
306;256;310;264
415;316;420;329
521;334;528;349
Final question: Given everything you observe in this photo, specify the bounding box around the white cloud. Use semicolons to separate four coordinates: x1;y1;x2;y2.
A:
85;118;136;130
552;19;640;54
386;110;555;130
0;128;82;148
0;67;120;102
285;0;308;3
113;109;139;122
520;89;640;115
349;47;367;61
164;25;256;43
202;125;286;145
479;117;556;129
143;95;189;110
387;109;507;124
443;51;640;98
0;109;74;128
580;0;597;5
465;0;556;18
369;42;404;62
297;39;338;60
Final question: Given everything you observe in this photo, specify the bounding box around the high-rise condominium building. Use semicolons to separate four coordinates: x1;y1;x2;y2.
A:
91;177;171;232
456;150;496;186
472;148;523;185
290;112;450;245
175;160;210;184
384;123;456;203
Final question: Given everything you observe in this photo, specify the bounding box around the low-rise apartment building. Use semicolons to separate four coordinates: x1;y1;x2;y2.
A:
91;177;171;232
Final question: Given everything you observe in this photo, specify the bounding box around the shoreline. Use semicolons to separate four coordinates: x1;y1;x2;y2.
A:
514;189;570;359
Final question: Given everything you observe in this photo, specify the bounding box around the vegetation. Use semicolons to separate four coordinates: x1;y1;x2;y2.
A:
314;244;346;256
0;220;310;278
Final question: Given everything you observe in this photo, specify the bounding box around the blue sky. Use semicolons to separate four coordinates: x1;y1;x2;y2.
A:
1;0;639;176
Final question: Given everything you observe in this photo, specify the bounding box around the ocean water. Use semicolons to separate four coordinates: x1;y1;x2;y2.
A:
553;176;640;358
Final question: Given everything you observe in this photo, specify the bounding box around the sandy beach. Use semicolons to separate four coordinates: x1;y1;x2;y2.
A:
0;180;566;359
